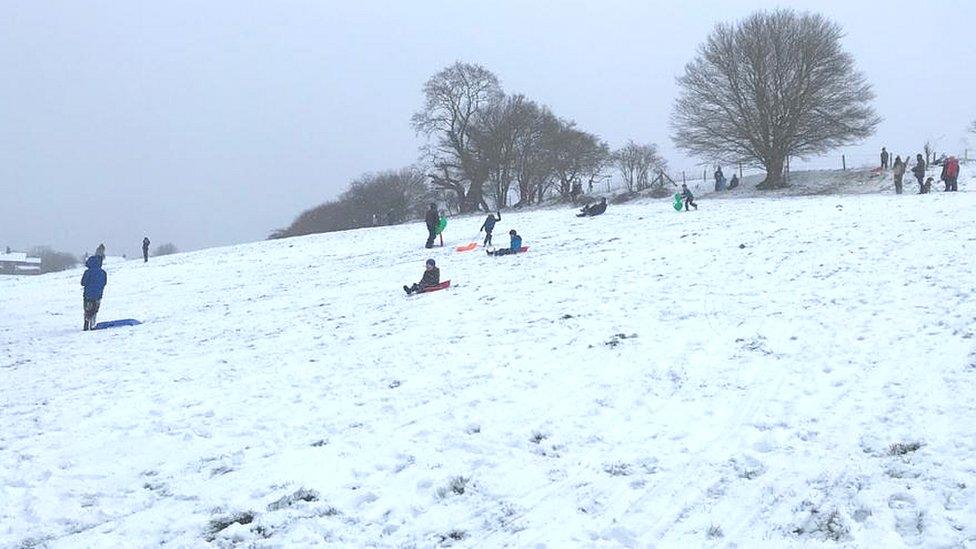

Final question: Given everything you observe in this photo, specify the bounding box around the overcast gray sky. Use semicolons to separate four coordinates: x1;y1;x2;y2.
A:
2;0;974;256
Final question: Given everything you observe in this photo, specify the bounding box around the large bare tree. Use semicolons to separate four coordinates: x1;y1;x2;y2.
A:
613;141;668;192
672;9;880;189
412;62;503;211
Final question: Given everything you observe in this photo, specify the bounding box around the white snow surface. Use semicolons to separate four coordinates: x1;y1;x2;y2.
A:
3;180;976;547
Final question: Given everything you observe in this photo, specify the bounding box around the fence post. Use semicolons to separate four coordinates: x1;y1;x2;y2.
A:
842;154;846;171
738;162;742;178
702;169;706;184
682;171;686;185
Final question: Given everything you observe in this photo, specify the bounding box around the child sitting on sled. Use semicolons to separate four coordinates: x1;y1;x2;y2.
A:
403;259;440;295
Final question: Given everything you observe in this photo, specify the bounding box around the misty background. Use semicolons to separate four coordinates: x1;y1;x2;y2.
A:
2;0;974;257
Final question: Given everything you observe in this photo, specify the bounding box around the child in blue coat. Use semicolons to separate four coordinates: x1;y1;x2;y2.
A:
81;255;107;331
487;230;523;256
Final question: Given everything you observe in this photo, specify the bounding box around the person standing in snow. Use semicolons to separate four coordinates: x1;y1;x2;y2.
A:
940;156;960;192
424;203;439;249
480;211;501;246
487;229;523;256
912;154;927;194
880;147;889;170
95;243;106;257
892;156;906;194
142;237;150;263
570;181;583;203
714;166;726;191
681;184;698;211
403;258;440;295
80;255;107;331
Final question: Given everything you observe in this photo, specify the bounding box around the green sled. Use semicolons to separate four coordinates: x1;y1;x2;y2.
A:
435;217;448;235
673;193;683;211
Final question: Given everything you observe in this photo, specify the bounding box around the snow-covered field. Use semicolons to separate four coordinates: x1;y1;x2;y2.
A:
3;174;975;547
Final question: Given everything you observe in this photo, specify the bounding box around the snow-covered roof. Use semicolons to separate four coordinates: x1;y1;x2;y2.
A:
0;252;42;264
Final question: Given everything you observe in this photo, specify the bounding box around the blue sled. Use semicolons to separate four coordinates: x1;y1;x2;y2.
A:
93;319;142;330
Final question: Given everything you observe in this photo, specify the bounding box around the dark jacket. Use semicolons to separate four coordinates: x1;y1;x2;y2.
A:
419;266;440;288
510;234;523;252
142;238;150;251
912;159;926;179
480;213;500;233
81;255;107;300
586;202;607;216
682;187;694;200
425;207;439;231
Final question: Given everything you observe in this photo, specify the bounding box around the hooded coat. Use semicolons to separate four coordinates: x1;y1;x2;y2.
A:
81;255;107;300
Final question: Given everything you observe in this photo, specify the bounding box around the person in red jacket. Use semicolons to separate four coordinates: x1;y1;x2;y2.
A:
941;156;960;192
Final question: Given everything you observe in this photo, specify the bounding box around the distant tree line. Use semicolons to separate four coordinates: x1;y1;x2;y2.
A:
272;62;665;239
153;243;179;256
275;8;898;238
31;246;78;273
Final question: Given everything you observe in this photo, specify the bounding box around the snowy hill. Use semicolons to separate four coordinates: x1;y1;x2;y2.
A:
3;178;976;547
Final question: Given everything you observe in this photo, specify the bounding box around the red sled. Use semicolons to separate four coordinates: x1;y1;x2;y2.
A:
421;280;451;293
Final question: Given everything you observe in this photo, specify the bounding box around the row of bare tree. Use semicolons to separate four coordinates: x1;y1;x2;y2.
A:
270;168;437;238
276;8;904;238
412;63;665;211
274;63;667;238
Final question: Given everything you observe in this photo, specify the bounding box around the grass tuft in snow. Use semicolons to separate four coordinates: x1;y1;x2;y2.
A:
437;476;470;498
206;511;255;541
266;488;320;511
603;461;633;476
888;441;924;456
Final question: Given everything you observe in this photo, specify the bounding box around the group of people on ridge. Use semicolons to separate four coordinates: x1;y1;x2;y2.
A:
884;147;962;195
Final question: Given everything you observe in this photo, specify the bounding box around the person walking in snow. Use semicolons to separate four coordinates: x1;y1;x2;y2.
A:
681;184;698;211
480;211;501;246
912;154;927;194
892;156;906;194
881;147;889;170
487;229;523;256
80;255;107;331
940;156;960;192
403;258;440;295
577;197;608;217
142;237;150;263
424;203;439;249
714;166;726;191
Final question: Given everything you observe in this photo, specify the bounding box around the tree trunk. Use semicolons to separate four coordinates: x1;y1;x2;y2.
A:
756;157;788;190
461;181;485;212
